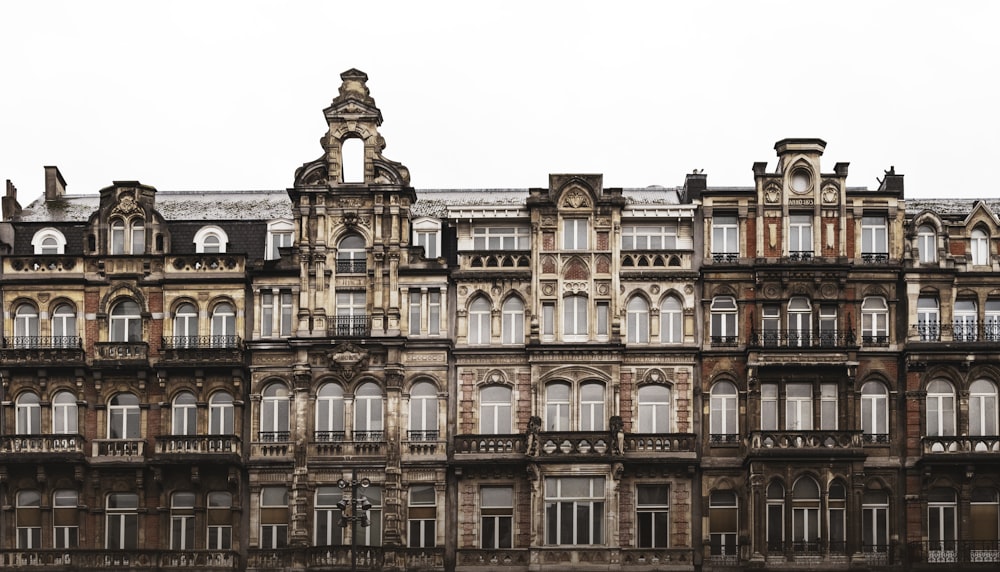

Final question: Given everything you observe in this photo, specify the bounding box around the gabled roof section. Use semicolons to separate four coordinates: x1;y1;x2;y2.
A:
907;199;1000;220
17;190;293;223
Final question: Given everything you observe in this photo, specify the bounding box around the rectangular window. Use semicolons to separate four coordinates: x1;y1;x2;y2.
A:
636;485;669;548
171;493;196;550
762;304;779;347
428;291;441;335
786;383;813;431
408;485;436;548
414;230;439;258
315;487;343;547
106;493;139;550
862;493;889;552
712;216;739;260
358;486;383;546
472;226;530;250
596;301;609;340
262;291;274;337
53;490;79;549
563;219;589;250
268;230;293;260
260;487;289;549
622;224;678;250
545;477;605;545
761;384;778;431
16;492;41;549
563;295;588;340
861;216;888;256
710;297;738;345
409;291;422;335
710;491;738;558
788;214;813;256
481;486;514;549
280;292;293;336
542;303;555;342
207;492;233;550
261;290;293;337
820;383;838;430
819;306;837;346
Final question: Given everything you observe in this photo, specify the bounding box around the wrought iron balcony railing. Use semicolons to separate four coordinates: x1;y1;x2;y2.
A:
258;431;291;443
335;259;367;274
3;336;81;349
749;328;857;348
710;335;738;347
912;321;1000;343
162;336;242;349
788;250;814;261
711;252;739;263
328;315;371;337
407;430;440;441
863;433;890;444
710;433;740;445
314;431;346;442
861;252;890;264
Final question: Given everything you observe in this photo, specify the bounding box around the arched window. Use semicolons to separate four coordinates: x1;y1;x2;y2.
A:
710;381;738;442
111;218;144;255
927;488;957;558
110;300;142;342
53;489;79;548
917;296;940;341
862;490;889;554
31;228;66;254
927;380;956;437
580;382;605;431
106;492;139;549
16;490;41;548
970;379;999;439
709;491;738;558
971;488;1000;549
829;481;847;552
954;299;978;342
341;137;364;183
792;477;821;551
172;392;197;436
194;226;228;253
468;296;491;345
480;386;512;434
638;385;670;433
627;297;650;343
409;382;438;440
211;302;236;347
14;303;39;347
787;297;812;347
918;225;937;263
545;382;571;431
260;383;290;442
110;219;126;255
766;481;784;552
16;392;41;434
660;296;683;344
972;228;990;266
52;391;78;434
354;382;384;441
170;492;196;550
108;393;140;439
174;302;199;343
861;297;889;344
336;234;366;274
52;303;77;347
209;392;234;435
501;297;524;345
315;384;345;441
861;381;889;443
131;220;145;254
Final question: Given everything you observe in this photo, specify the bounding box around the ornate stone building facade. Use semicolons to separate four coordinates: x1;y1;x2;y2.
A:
0;70;998;571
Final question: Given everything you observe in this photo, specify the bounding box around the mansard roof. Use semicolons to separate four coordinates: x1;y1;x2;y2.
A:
17;190;293;223
410;187;687;217
907;199;1000;219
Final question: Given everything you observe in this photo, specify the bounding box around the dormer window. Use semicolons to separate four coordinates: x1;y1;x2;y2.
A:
412;217;441;259
110;218;144;255
194;226;229;254
31;228;67;255
266;220;294;260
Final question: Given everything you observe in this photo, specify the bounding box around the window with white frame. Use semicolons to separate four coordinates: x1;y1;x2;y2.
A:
354;383;384;441
261;290;293;338
918;225;937;263
710;382;738;441
480;486;513;549
862;490;889;553
542;302;555;342
709;491;738;557
579;382;605;431
660;296;683;344
52;391;78;434
412;218;441;258
786;383;813;431
861;216;888;258
409;382;438;440
209;392;234;435
260;383;290;442
211;302;236;346
108;393;140;439
972;228;990;266
480;386;512;434
622;223;678;250
207;491;233;550
970;488;1000;547
861;381;889;443
762;304;779;347
315;486;343;546
969;379;998;438
862;297;888;344
16;490;41;548
792;477;821;551
31;228;66;254
13;302;39;346
787;297;812;347
110;299;142;342
596;301;609;341
926;380;956;437
545;382;571;431
266;220;294;260
473;226;530;250
545;477;605;545
954;299;978;342
106;493;139;549
710;296;737;345
408;485;436;548
468;296;491;345
337;235;366;274
563;295;588;341
409;291;421;335
927;488;957;557
174;302;199;344
194;226;228;254
712;215;739;260
820;383;838;430
110;217;144;255
766;481;784;552
316;384;345;442
636;485;669;548
335;291;367;336
358;486;382;546
788;214;813;257
638;385;670;433
761;383;779;431
172;392;197;436
170;492;196;550
829;482;847;551
627;297;650;344
16;392;40;434
563;219;589;250
986;299;1000;341
53;489;79;548
260;487;289;549
917;296;940;341
819;305;837;346
52;303;77;345
501;297;524;345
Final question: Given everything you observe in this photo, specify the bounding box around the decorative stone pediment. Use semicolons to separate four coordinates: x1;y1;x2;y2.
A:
327;342;370;382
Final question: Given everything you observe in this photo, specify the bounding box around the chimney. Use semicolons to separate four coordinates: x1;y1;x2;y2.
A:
44;166;66;201
3;179;21;220
877;166;904;193
683;171;707;201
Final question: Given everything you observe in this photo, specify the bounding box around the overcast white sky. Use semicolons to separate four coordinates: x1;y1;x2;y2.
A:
2;1;998;205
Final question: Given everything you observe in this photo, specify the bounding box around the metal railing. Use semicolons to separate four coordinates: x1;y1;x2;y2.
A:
861;252;890;264
336;259;367;274
258;431;290;443
328;315;371;337
314;431;346;442
749;328;857;348
3;336;81;349
712;252;739;263
407;430;440;441
162;336;241;349
788;250;814;261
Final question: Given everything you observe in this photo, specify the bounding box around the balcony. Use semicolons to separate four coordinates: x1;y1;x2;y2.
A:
327;315;371;338
623;433;697;458
251;431;293;459
457;549;529;568
710;335;739;348
788;250;814;262
308;431;386;458
336;259;367;274
749;329;857;349
4;256;81;275
93;342;148;364
405;430;444;459
454;434;526;462
860;252;890;264
746;430;864;457
167;254;244;273
160;336;244;365
620;251;690;273
0;434;85;459
536;431;612;458
909;540;1000;564
711;252;739;264
91;439;145;462
0;336;85;365
153;435;241;458
459;251;531;271
0;550;238;569
921;435;1000;456
306;546;384;569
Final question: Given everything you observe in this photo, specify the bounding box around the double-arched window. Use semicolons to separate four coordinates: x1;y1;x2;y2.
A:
110;217;144;255
545;381;605;431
